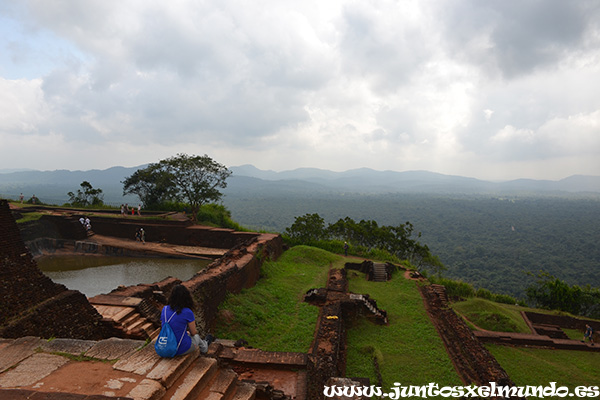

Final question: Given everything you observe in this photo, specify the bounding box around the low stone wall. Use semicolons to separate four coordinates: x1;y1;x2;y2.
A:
183;234;284;333
419;283;521;396
524;311;600;332
306;269;349;400
89;216;258;249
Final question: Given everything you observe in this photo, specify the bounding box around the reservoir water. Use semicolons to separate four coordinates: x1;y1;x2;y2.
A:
37;255;211;297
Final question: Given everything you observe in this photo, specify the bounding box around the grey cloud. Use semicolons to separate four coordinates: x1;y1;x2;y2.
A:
439;0;599;78
337;2;433;93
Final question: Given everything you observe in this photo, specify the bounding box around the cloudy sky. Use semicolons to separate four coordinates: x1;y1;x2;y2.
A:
1;0;599;180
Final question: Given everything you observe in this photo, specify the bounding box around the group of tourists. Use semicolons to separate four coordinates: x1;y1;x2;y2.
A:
135;227;146;244
120;203;142;217
78;216;91;231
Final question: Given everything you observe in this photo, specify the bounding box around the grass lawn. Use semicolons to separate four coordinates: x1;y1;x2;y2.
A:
487;343;600;388
345;270;462;387
563;328;584;341
214;245;337;352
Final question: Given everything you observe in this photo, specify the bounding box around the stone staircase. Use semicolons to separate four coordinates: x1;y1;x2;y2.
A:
89;295;160;340
348;293;388;324
429;284;449;304
0;336;257;400
370;263;388;282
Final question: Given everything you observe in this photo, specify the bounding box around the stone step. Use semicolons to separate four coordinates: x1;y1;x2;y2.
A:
122;312;143;328
146;347;200;389
149;328;161;339
127;315;149;332
229;382;257;400
112;306;138;323
140;322;155;334
166;357;218;400
196;368;238;400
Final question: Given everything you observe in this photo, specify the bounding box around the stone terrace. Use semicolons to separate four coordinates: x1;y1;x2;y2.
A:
0;336;257;400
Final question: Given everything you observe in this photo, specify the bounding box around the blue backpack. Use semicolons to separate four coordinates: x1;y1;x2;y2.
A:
155;307;185;357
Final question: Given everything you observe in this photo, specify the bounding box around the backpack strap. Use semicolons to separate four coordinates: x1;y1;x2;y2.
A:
163;307;188;352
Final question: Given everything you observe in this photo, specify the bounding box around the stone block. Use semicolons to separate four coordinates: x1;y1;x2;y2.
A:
0;353;69;388
126;378;165;400
40;338;96;356
168;357;217;400
113;343;161;375
85;338;145;361
0;336;44;373
146;347;199;388
209;369;237;395
231;382;257;400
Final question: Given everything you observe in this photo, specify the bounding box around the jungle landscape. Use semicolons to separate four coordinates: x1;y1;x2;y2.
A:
3;155;600;397
2;160;599;302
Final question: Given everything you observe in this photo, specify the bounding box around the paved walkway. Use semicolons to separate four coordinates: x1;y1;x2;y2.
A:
0;336;256;400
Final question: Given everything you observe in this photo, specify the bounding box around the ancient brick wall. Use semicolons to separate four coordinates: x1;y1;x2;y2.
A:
0;200;116;339
419;283;523;397
89;216;258;248
182;234;284;333
525;311;600;332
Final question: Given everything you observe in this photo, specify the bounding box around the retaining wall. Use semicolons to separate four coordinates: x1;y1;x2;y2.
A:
419;283;522;396
89;216;258;249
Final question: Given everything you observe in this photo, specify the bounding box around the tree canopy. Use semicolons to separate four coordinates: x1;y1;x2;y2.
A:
122;153;231;219
67;181;104;207
526;272;600;318
284;213;444;272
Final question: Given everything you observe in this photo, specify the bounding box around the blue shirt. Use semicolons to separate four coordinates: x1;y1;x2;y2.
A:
161;305;194;355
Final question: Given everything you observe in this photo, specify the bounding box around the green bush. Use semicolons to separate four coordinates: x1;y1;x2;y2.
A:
493;293;520;305
429;276;475;299
475;287;493;300
196;203;245;230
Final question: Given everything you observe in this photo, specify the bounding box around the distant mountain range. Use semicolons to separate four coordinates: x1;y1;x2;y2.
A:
228;165;600;195
0;164;599;204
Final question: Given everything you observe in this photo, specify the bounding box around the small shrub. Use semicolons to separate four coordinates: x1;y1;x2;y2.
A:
430;276;475;299
493;293;519;305
476;288;493;300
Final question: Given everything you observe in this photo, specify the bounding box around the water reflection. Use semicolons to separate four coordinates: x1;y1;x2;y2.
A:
37;255;210;297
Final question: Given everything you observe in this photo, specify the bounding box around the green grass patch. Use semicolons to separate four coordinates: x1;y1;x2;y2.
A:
452;298;532;333
345;271;462;387
15;212;44;224
214;246;336;352
563;328;584;341
487;343;600;388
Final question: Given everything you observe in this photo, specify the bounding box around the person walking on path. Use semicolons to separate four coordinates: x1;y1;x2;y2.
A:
583;324;594;345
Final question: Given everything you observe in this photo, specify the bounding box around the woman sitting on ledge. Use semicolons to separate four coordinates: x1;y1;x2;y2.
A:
160;284;214;355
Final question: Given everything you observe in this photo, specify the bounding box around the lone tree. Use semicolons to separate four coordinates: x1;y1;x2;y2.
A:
122;153;232;220
68;181;104;207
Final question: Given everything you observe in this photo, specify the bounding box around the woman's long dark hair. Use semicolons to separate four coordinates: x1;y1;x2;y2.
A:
168;284;195;314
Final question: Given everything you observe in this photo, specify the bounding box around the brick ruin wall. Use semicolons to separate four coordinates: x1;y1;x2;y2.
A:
419;283;524;397
90;216;258;249
185;234;284;333
0;200;116;340
525;311;600;332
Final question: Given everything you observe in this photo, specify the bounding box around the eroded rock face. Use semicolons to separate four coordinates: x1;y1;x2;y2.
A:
0;200;115;340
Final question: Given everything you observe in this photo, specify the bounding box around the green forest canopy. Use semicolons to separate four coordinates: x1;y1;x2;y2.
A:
222;193;600;299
